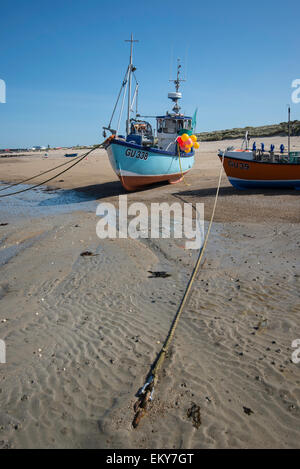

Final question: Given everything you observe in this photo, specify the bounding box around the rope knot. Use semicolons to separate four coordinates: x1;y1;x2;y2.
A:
132;375;154;429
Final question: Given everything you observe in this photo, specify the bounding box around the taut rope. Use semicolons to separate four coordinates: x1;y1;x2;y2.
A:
132;153;225;428
0;139;114;198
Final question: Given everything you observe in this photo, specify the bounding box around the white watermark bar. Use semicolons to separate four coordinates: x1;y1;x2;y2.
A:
291;79;300;104
0;339;6;363
0;79;6;103
96;195;204;250
291;339;300;364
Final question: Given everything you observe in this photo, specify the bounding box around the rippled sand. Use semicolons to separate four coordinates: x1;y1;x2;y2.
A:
0;142;300;448
0;211;299;449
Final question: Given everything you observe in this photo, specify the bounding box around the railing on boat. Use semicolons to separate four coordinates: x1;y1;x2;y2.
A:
253;150;300;164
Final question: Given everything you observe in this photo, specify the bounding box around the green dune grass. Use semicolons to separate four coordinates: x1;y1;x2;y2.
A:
196;120;300;142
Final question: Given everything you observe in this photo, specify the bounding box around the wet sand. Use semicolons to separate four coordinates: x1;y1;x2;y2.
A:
1;136;300;224
0;138;300;448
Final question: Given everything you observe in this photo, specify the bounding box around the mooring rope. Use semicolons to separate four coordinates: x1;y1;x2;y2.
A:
0;152;86;193
177;142;191;186
0;143;106;198
0;155;89;192
132;152;225;428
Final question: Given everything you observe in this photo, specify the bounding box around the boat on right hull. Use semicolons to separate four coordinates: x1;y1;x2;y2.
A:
219;154;300;190
218;132;300;190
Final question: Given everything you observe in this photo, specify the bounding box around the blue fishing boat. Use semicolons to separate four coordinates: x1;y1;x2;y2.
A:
103;35;196;191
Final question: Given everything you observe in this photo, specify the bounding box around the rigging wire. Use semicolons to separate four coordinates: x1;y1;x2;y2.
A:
108;66;129;130
131;71;139;117
116;67;130;136
0;152;85;193
0;144;102;199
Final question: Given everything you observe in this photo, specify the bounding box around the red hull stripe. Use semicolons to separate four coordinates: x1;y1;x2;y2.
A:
118;172;187;191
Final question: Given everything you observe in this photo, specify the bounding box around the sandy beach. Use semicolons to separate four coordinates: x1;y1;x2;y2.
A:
0;137;300;448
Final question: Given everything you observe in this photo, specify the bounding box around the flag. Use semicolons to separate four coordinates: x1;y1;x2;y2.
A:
192;108;198;132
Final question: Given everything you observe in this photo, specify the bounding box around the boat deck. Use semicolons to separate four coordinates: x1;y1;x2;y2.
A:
253;151;300;164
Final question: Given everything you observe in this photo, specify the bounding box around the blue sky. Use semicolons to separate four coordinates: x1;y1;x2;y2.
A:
0;0;299;147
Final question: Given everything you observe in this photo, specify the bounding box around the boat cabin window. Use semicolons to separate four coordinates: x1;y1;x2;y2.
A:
182;119;192;130
177;120;192;131
165;119;177;134
157;119;163;133
157;118;192;134
130;120;152;136
157;119;178;134
177;120;184;131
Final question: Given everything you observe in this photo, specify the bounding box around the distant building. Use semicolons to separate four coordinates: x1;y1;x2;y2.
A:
0;148;29;153
31;146;46;151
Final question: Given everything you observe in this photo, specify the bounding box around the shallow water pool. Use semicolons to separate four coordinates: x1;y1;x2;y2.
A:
0;182;98;221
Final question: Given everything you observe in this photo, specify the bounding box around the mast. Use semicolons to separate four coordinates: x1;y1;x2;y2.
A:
168;58;185;114
174;58;183;93
125;33;138;136
288;105;291;156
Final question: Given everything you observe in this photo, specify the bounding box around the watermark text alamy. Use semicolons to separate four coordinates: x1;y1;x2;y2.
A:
96;195;204;250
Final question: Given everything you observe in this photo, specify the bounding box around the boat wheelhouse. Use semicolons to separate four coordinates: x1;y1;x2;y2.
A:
156;115;193;153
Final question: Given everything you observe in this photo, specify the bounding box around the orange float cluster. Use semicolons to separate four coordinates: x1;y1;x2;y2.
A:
177;133;199;153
